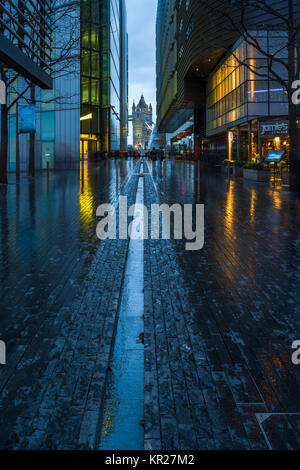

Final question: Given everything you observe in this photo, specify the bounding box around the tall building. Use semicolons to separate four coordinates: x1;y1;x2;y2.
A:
120;3;129;151
2;0;128;175
0;0;54;179
131;95;153;150
80;0;128;157
156;0;179;135
156;0;300;163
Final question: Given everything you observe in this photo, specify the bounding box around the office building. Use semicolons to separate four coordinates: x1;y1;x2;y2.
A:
156;0;300;164
2;0;128;174
81;0;128;158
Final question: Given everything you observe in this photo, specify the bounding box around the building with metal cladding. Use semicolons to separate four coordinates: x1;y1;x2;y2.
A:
130;95;153;150
156;0;300;162
0;0;53;89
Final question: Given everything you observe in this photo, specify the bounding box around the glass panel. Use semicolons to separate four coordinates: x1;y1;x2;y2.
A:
91;79;100;105
81;24;90;48
81;0;90;22
101;79;109;106
91;1;100;24
41;111;55;140
81;49;90;76
101;53;110;77
42;142;54;169
247;81;268;102
90;52;100;77
269;81;288;102
91;27;100;50
81;77;90;104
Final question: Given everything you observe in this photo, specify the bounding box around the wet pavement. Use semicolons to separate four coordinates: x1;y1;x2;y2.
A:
0;157;299;449
100;165;145;450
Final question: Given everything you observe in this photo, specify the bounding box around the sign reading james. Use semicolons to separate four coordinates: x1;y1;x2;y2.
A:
260;121;289;137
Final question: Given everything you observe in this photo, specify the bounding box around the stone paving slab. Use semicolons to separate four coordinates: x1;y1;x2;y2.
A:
0;159;140;449
0;158;299;450
143;160;300;451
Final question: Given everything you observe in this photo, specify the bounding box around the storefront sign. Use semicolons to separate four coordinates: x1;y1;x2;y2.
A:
260;121;289;137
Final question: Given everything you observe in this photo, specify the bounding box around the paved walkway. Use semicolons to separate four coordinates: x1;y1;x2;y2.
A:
143;160;300;450
0;157;299;449
0;159;140;449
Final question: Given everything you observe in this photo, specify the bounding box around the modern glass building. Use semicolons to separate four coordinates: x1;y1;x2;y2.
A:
156;0;300;162
80;0;128;159
0;0;54;179
156;0;180;134
4;0;80;172
3;0;128;174
206;32;290;162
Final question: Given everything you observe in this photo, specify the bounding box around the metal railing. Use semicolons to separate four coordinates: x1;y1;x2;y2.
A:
0;0;53;72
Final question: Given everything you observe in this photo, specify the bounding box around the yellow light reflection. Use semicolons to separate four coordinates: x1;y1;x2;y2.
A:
250;189;257;224
101;401;117;437
80;113;93;121
271;189;282;210
225;180;235;234
228;131;233;161
79;160;94;231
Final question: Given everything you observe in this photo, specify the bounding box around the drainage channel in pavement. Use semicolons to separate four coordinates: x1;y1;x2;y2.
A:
99;162;145;450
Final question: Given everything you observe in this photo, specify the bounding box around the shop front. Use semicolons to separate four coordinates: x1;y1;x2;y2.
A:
259;120;289;162
227;119;291;164
171;128;194;159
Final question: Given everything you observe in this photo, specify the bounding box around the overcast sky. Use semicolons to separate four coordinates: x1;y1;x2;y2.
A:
126;0;157;144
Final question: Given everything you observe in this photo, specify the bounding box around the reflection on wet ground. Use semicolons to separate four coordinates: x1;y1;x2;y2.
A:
100;165;145;450
143;159;300;450
0;159;135;345
0;158;138;449
0;157;299;450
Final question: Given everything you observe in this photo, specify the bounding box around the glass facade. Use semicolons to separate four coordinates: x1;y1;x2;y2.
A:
80;0;127;155
207;32;289;136
80;0;102;153
39;89;55;169
110;0;121;150
156;0;178;133
5;0;127;172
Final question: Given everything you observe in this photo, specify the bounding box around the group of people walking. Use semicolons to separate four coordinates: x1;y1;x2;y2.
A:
146;148;165;161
